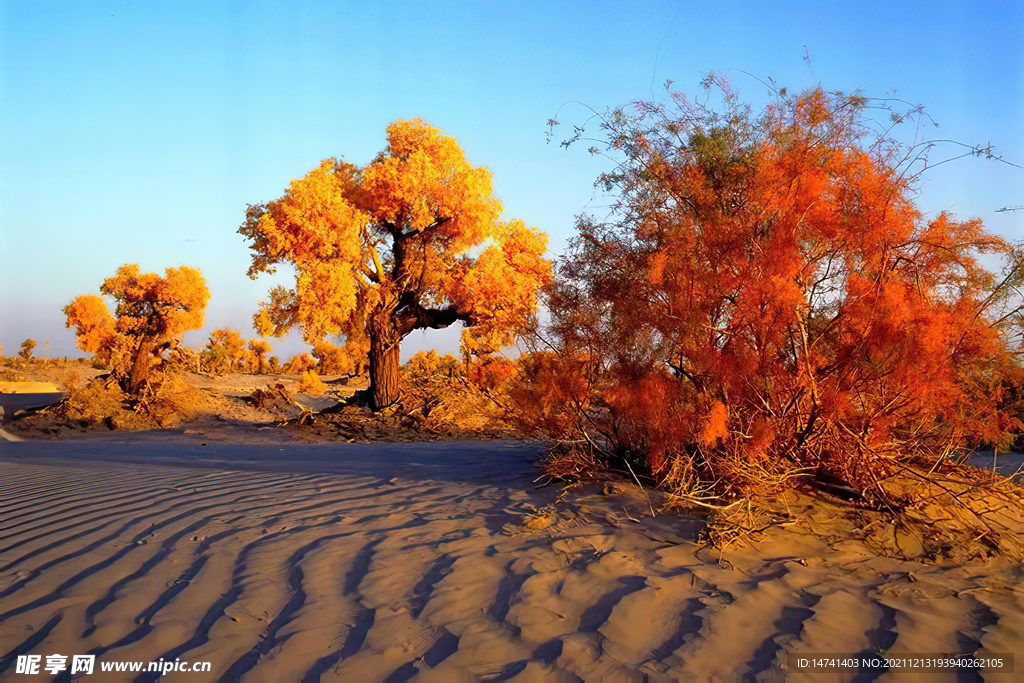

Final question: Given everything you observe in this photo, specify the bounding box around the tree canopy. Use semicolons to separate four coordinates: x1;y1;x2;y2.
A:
18;338;36;360
240;118;551;408
65;264;210;393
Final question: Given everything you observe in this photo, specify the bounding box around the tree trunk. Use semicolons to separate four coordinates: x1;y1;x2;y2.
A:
127;337;154;395
368;318;401;410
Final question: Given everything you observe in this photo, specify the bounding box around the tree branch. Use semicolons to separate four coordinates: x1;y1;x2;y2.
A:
397;303;473;337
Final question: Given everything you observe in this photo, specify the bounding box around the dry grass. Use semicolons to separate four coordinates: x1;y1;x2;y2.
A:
682;463;1024;564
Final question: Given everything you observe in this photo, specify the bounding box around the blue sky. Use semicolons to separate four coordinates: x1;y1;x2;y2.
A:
1;0;1021;361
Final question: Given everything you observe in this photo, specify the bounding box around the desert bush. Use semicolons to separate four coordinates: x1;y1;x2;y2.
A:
468;355;517;391
297;369;327;395
16;365;213;433
284;352;317;374
134;368;212;426
0;368;26;382
375;350;513;436
535;77;1024;551
507;351;597;439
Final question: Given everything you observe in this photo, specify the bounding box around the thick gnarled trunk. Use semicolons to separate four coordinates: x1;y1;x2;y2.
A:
368;319;401;410
126;337;155;395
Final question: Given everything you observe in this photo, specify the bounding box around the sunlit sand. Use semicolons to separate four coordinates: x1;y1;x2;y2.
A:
2;440;1022;681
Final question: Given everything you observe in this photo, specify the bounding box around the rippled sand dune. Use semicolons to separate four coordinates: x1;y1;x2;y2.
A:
1;441;1022;682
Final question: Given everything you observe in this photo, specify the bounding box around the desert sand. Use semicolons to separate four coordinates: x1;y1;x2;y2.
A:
1;439;1022;682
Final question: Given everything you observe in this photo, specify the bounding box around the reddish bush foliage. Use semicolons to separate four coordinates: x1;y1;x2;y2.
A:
468;356;517;391
538;79;1024;508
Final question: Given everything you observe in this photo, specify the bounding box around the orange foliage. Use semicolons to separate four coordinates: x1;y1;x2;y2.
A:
248;339;272;374
469;356;517;391
297;370;327;395
65;264;209;393
312;339;368;376
508;352;596;440
542;80;1024;501
64;294;117;364
240;119;551;409
283;352;317;374
205;328;247;374
699;401;729;448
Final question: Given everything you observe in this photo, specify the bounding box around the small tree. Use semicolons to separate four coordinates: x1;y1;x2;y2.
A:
241;118;551;409
204;328;246;374
283;352;317;374
248;339;272;374
19;338;36;360
65;265;209;393
312;339;368;376
267;356;281;374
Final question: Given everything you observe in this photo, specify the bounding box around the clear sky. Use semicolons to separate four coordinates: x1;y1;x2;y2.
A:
1;0;1021;362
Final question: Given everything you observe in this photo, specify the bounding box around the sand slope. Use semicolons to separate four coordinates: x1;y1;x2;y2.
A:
1;441;1021;682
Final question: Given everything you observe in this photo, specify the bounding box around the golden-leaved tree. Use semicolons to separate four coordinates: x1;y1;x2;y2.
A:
240;118;551;409
248;339;272;374
65;264;210;394
204;328;247;374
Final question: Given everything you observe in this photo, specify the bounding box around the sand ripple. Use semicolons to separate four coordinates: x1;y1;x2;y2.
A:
1;442;1022;681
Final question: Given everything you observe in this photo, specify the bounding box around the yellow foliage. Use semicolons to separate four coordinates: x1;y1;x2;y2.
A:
312;339;368;375
205;328;246;373
362;118;502;249
298;370;327;395
65;264;209;392
101;264;209;339
240;119;552;407
404;350;462;379
64;294;117;363
283;352;317;374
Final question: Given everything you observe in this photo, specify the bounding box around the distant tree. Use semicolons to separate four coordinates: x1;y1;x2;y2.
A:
19;338;36;360
248;339;272;374
205;328;246;374
311;341;344;375
283;352;317;374
267;355;281;374
459;327;505;374
240;118;551;409
312;339;368;376
65;264;209;393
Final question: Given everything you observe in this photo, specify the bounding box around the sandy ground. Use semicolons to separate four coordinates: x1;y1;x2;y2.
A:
1;441;1023;682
